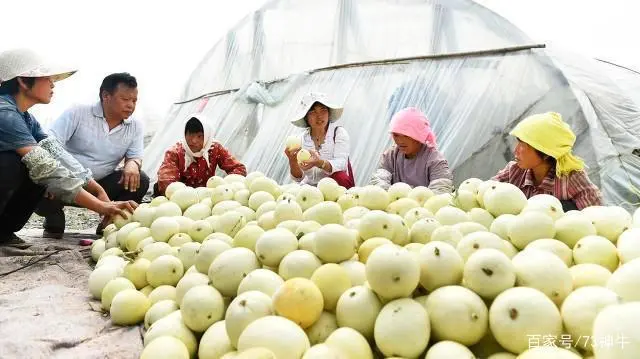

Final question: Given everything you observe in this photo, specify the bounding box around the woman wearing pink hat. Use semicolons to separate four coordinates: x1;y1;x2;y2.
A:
369;107;453;194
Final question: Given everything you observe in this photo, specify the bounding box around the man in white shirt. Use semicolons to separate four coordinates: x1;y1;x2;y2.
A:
37;73;149;236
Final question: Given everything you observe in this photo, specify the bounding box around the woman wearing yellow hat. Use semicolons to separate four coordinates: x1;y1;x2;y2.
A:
492;112;603;211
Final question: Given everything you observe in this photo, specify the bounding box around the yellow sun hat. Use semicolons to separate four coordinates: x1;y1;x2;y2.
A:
510;111;585;177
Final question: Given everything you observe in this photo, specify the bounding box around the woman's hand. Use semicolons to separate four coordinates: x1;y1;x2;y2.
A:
99;200;138;220
300;150;322;171
284;147;300;161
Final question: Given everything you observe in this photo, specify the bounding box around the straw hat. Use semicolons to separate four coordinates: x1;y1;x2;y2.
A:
290;92;343;128
0;48;76;85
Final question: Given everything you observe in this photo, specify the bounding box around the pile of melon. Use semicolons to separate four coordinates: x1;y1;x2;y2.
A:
89;173;640;359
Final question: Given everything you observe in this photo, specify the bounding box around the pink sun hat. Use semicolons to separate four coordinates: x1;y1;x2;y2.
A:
389;107;438;148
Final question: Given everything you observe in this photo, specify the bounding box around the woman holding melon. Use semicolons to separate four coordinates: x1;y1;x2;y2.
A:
369;107;454;194
492;111;602;210
284;92;355;188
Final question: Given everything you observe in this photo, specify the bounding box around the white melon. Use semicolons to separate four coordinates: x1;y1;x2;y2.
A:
233;224;265;251
435;206;472;225
237;268;284;297
183;203;211;221
208;247;261;297
314;224;357;263
482;182;527;216
101;277;136;311
358;237;393;264
91;239;106;262
366;244;420;299
358;210;394;240
218;211;247;237
570;263;612;289
133;205;157;228
426;285;488;345
304;201;343;225
409;218;441;243
374;298;430;358
387;213;410;246
403;207;434;228
255;228;298;267
512;249;573;305
171;187;199;211
237;316;310;359
317;178;344;202
453;221;488;236
573;235;619;272
592;302;640;359
606;257;640;301
185;219;212;243
526;239;573;266
180;284;225;332
457;231;509;261
198;320;234;359
617;228;640;264
490;214;517;240
125;227;151;251
249;191;276;211
302;344;344;359
144;312;198;358
339;260;366;286
452;189;480;211
175;272;210;305
430;225;464;247
88;264;124;299
236;348;276;359
155;201;183;218
386;198;421;217
522;199;564;221
257;211;277;230
150;217;180;242
358;185;391;211
335;285;382;340
324;327;373;359
148;285;177;305
583;205;632;242
225;290;274;347
116;222;141;249
463;248;516;299
311;263;352;312
144;299;179;330
296;185;325;211
168;233;192;247
424;340;476;359
342;206;369;223
175;242;201;272
304;311;339;345
141;334;189;359
278;250;322;280
489;287;563;354
110;289;150;325
517;347;582;359
561;286;621;351
147;255;185;288
407;186;434;206
123;258;151;289
336;193;358;211
507;211;555;249
424;193;454;214
233;189;251;206
418;241;464;292
195;239;231;274
211;185;236;205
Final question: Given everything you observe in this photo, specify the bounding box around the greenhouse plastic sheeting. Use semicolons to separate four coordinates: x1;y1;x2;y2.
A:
143;0;640;211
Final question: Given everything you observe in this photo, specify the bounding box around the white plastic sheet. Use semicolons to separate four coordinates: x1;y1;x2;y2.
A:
143;0;640;211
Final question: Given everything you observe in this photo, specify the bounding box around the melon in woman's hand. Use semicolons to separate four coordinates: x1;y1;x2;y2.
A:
296;149;312;164
286;135;302;151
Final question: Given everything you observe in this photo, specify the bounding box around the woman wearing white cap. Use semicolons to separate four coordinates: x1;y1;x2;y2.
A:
0;48;137;244
284;92;355;188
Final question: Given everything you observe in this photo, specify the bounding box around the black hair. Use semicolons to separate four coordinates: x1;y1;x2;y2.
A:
304;101;330;129
99;72;137;101
0;77;37;96
185;117;204;134
535;148;557;166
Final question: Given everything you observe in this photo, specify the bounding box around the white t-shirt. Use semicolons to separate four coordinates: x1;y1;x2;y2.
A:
291;122;350;186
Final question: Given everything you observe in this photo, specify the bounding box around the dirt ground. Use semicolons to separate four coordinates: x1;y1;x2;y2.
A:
0;228;143;359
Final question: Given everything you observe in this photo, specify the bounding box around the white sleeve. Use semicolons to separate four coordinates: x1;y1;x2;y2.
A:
48;108;79;144
326;127;349;174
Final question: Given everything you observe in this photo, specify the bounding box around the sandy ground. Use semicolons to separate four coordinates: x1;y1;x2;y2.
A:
0;229;143;359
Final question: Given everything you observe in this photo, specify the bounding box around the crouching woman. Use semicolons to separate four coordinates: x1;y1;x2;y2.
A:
492;111;603;211
370;107;454;194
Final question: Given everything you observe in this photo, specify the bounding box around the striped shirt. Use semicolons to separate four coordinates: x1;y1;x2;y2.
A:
48;102;144;180
491;161;603;209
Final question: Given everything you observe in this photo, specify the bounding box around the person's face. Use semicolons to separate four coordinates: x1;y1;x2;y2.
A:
102;84;138;120
24;77;54;104
185;131;205;153
392;133;423;156
514;139;546;169
306;103;330;128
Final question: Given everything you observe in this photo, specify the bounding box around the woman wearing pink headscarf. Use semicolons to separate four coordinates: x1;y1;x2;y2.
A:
369;107;454;194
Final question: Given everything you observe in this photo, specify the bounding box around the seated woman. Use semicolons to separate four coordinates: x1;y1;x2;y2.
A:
492;111;603;211
369;107;454;194
155;114;247;195
284;92;355;188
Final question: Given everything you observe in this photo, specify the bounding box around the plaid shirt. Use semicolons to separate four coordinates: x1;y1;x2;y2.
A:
492;161;603;210
156;142;246;195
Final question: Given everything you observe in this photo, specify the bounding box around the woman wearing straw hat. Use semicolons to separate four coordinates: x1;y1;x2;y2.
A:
285;92;355;188
492;111;603;210
369;107;454;194
0;48;137;244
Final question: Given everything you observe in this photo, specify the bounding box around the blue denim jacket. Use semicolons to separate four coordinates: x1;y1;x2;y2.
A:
0;94;47;151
